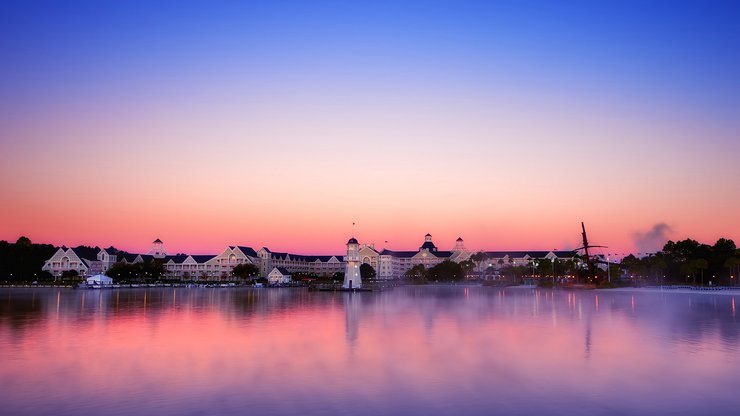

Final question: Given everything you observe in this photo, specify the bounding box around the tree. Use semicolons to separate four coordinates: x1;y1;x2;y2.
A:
106;260;166;283
404;265;427;282
459;260;476;278
470;252;488;271
107;262;136;282
0;238;56;282
16;236;32;247
663;239;701;263
467;252;490;276
535;258;553;277
140;260;167;281
428;261;464;282
712;239;737;283
232;263;260;281
360;263;376;280
648;255;668;283
61;270;80;281
713;238;736;254
502;265;530;284
470;252;488;262
559;259;578;278
725;256;740;286
685;258;709;285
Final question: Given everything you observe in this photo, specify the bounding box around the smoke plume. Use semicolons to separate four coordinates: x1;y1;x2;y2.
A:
633;223;673;254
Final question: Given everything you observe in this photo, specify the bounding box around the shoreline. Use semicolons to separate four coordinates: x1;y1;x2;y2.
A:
596;287;740;296
2;284;740;296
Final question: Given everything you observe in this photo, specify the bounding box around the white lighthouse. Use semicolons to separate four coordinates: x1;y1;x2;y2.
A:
342;237;362;289
148;238;166;258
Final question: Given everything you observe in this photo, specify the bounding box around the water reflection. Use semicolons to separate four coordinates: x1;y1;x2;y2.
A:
343;292;360;345
0;287;739;415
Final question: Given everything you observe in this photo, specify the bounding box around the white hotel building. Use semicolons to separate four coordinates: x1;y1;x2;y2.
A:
43;235;576;280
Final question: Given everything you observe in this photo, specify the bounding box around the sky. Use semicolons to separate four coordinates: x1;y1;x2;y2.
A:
1;0;739;256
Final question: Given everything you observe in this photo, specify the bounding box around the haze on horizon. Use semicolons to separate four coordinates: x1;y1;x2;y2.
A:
1;1;739;256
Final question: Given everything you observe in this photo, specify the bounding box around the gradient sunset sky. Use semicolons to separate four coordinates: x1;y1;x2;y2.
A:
1;0;739;256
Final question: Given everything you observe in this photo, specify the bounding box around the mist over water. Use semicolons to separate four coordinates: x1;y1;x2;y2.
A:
1;287;738;415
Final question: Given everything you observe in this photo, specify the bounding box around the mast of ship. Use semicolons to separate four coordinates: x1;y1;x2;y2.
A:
575;222;607;284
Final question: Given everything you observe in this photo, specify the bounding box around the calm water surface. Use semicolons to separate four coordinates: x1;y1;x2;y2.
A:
1;286;739;415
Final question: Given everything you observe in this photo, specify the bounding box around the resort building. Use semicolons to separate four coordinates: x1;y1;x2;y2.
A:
358;234;474;279
267;267;292;285
43;235;578;281
42;246;118;279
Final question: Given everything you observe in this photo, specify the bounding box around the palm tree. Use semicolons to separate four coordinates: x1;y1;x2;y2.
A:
649;256;667;284
724;256;740;286
687;259;709;286
470;252;488;272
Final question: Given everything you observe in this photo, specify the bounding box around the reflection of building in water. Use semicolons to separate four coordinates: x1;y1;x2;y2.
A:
584;320;592;358
344;292;360;344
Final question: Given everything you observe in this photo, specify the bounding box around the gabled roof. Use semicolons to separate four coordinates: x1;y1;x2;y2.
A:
420;241;437;251
191;255;216;263
69;246;99;261
412;250;451;259
70;248;96;264
271;267;291;275
235;246;258;257
270;251;289;260
358;245;379;254
164;254;188;263
153;238;163;244
119;253;139;262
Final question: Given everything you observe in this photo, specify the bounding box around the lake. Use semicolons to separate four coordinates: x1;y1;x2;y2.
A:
1;286;738;415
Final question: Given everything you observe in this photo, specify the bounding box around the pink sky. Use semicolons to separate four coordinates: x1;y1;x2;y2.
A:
2;3;739;256
2;86;738;256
